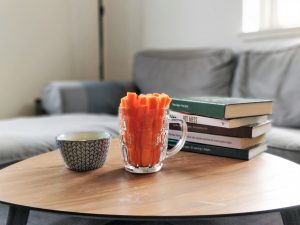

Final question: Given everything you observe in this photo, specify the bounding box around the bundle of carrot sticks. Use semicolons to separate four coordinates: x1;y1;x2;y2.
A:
119;92;172;167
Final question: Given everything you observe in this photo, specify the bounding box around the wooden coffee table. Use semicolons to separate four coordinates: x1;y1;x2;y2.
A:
0;139;300;225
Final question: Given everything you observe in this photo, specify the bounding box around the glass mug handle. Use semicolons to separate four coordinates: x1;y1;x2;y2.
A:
166;117;188;158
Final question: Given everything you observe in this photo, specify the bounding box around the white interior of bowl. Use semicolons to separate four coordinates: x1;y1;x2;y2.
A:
57;131;110;141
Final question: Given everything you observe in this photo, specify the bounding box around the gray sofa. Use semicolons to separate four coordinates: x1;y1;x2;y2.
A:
0;46;300;225
1;46;300;167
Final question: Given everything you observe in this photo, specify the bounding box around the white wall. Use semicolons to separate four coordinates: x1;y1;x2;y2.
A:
142;0;300;50
104;0;300;80
3;0;297;117
0;0;99;118
142;0;242;49
103;0;142;81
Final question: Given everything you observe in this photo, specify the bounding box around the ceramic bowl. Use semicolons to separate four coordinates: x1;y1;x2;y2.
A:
56;131;111;172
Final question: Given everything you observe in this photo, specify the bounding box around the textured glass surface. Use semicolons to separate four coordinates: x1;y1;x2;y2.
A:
119;108;187;174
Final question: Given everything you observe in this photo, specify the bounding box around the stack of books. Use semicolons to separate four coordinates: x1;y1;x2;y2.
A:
168;96;273;160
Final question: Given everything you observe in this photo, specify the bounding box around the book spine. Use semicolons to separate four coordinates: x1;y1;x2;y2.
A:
168;130;265;149
170;99;225;118
168;140;251;160
169;123;252;138
170;111;231;128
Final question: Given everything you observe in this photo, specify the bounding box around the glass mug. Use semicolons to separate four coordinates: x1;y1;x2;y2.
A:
119;107;187;173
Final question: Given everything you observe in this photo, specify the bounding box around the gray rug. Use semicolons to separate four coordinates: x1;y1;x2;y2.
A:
0;203;283;225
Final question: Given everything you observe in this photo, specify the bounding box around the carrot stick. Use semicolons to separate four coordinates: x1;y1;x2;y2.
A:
140;96;156;166
125;93;138;166
139;94;147;105
158;95;167;109
136;104;147;166
133;95;146;166
120;97;127;108
119;93;172;168
160;93;171;108
149;96;159;166
151;108;163;165
165;96;172;108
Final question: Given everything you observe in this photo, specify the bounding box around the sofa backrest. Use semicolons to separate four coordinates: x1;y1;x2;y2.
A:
133;49;235;97
232;45;300;128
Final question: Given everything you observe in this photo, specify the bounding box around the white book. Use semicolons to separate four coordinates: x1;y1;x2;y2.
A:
169;130;266;149
247;144;268;159
170;111;268;128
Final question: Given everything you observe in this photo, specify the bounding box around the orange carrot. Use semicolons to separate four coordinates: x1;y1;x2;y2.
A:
136;104;147;166
139;94;147;105
140;95;154;166
119;93;172;168
151;108;163;165
132;95;144;166
158;95;167;109
165;97;172;108
148;96;160;166
120;97;127;108
125;93;138;165
160;93;172;108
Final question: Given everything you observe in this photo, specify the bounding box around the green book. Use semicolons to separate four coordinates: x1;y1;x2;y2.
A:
169;96;272;119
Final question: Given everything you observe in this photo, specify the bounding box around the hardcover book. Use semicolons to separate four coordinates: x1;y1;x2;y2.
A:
169;130;266;149
170;111;268;128
169;121;271;138
169;96;272;119
168;139;267;160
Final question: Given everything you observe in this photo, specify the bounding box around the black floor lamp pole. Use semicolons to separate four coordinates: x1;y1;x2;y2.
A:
98;0;105;80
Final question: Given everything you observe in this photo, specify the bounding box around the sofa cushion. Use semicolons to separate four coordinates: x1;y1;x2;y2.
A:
266;126;300;164
133;49;235;97
0;114;119;166
232;45;300;127
42;81;135;115
267;126;300;152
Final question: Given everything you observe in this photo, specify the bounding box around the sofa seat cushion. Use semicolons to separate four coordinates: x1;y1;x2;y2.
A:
232;45;300;127
266;126;300;164
0;114;119;166
133;49;235;97
267;126;300;151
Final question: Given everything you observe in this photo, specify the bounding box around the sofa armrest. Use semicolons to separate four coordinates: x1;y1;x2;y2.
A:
41;80;136;115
